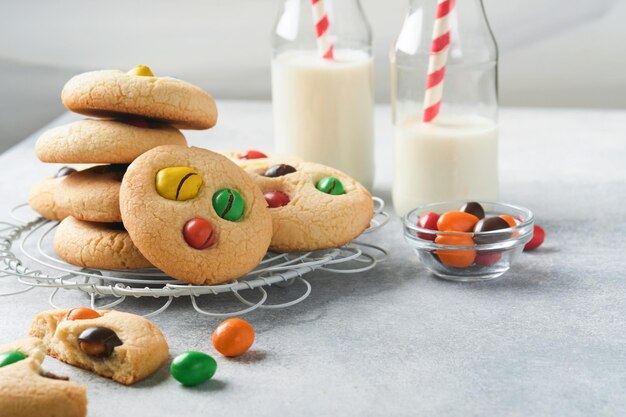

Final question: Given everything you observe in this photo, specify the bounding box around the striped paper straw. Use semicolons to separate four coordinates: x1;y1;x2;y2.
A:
423;0;455;122
311;0;335;59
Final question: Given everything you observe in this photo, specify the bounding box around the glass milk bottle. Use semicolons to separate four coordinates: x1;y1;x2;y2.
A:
390;0;499;215
272;0;375;189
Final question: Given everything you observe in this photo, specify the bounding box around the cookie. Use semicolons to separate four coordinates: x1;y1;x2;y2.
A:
62;65;218;130
120;145;272;285
0;338;87;417
222;149;303;171
247;161;374;252
36;119;187;164
29;308;168;385
29;164;124;222
54;217;152;270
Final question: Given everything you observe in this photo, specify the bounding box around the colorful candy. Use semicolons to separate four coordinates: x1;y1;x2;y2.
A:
499;215;517;228
416;212;439;241
264;164;296;178
316;176;345;195
183;218;216;249
264;191;290;208
212;189;244;221
524;225;545;251
212;318;255;357
156;167;202;201
127;65;154;77
239;150;268;160
171;351;217;386
65;307;101;321
474;252;502;267
435;234;476;268
77;327;123;358
437;211;479;232
473;217;511;244
460;201;485;219
0;351;28;368
54;166;77;178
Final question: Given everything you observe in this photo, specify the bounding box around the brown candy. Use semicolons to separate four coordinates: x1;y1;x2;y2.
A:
264;164;296;178
460;202;485;219
473;217;511;244
77;327;123;358
54;166;77;178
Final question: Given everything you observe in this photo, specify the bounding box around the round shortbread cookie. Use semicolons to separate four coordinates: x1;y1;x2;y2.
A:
61;67;218;130
54;217;152;270
29;165;125;222
247;161;374;252
120;145;272;285
36;119;187;164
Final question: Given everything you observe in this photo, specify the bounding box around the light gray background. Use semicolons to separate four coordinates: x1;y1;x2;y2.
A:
0;0;625;151
0;104;624;417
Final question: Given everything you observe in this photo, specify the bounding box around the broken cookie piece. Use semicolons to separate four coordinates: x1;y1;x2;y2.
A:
29;308;169;385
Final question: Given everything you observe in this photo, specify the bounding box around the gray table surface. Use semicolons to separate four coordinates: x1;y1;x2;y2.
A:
1;101;625;417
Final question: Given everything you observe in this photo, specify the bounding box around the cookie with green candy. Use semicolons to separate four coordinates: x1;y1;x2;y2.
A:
241;160;374;252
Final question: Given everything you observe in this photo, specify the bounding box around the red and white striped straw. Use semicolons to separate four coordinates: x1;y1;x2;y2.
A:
311;0;334;59
423;0;455;122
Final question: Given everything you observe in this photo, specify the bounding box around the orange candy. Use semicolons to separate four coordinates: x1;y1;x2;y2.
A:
212;318;255;357
65;307;101;321
437;211;479;232
435;234;476;268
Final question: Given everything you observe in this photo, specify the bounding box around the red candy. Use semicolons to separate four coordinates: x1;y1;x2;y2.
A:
183;218;216;250
264;191;290;208
475;252;502;266
239;150;268;160
416;212;439;241
524;224;545;251
122;118;151;128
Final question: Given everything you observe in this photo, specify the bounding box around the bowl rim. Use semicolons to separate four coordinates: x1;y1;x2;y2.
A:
403;200;535;245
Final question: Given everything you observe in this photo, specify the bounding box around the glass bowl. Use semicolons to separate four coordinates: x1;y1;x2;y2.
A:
403;201;534;282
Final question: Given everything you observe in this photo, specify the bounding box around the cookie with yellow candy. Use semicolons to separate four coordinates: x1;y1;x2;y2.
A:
120;145;272;285
62;65;218;130
0;338;87;417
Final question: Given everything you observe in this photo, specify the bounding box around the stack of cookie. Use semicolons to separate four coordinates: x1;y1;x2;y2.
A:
29;65;218;270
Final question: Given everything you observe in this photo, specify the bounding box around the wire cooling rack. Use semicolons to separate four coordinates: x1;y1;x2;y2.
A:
0;198;389;317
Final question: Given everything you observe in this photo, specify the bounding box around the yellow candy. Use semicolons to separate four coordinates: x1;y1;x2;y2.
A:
156;167;203;201
127;65;154;77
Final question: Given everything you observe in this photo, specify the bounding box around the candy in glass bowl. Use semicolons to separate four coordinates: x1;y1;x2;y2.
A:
403;201;534;282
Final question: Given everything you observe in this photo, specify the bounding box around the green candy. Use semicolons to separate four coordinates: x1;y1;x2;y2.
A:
171;351;217;386
212;189;244;221
316;176;345;195
0;351;28;368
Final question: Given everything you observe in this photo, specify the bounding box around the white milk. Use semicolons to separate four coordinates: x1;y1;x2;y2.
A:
272;49;374;189
393;115;498;215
